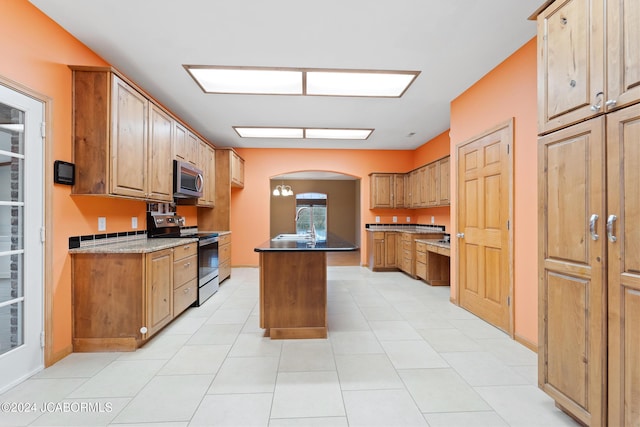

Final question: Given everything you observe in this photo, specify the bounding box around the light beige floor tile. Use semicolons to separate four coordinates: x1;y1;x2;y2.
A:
159;315;207;335
475;337;538;366
327;313;371;332
381;340;449;369
186;323;243;345
228;333;282;358
402;311;455;330
359;305;404;321
208;356;278;394
369;320;423;341
342;389;428;426
116;334;191;361
107;423;187;427
69;359;166;398
417;328;483;352
113;375;212;423
205;308;252;325
329;331;383;355
189;393;271;427
32;352;121;379
441;352;529;386
475;385;581;426
335;354;404;391
268;417;348;426
279;340;335;372
271;371;344;419
157;345;229;375
423;411;509;427
399;368;491;412
448;318;509;339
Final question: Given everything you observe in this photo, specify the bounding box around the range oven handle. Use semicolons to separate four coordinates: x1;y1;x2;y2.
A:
199;236;219;246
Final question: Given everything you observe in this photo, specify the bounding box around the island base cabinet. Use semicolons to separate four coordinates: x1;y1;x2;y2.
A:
259;251;327;339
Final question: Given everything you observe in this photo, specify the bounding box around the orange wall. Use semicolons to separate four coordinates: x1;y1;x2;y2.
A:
230;148;414;266
449;37;538;346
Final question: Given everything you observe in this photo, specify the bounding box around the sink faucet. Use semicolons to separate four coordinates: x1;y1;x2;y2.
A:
295;206;316;240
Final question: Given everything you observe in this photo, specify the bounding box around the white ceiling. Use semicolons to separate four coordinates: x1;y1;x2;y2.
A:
30;0;538;151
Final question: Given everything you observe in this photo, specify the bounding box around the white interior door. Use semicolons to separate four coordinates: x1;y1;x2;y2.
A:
0;84;44;393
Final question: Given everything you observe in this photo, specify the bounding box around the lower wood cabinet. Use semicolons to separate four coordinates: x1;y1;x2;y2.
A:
71;243;197;352
367;231;443;277
415;241;450;286
218;232;232;283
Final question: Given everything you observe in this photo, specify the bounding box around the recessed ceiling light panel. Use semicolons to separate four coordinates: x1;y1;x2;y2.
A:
306;71;418;97
305;128;373;140
186;67;302;95
234;127;304;138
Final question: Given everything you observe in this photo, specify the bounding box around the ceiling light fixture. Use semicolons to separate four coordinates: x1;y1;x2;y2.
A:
233;127;373;140
185;66;419;98
273;184;293;197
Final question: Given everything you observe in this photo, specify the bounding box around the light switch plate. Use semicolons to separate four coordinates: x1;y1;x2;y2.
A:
431;216;435;224
98;217;106;231
406;217;411;222
375;216;380;223
131;217;138;229
392;216;397;223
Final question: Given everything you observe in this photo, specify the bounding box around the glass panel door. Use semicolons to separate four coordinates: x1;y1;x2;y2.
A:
0;84;44;393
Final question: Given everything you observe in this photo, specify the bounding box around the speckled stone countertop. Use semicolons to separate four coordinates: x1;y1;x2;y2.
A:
415;238;451;250
366;226;444;234
68;237;198;254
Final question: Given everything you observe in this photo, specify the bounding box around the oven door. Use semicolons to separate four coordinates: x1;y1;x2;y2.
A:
197;235;219;305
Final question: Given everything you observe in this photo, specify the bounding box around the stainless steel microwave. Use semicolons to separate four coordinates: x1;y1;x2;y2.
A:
174;160;203;198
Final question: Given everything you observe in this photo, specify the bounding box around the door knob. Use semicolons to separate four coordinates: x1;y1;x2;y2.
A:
456;232;465;238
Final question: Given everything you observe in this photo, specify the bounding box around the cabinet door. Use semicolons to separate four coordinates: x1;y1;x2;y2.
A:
438;157;450;205
538;117;606;426
231;151;245;188
537;0;604;134
111;75;148;198
198;142;216;207
174;122;188;162
373;237;385;269
370;174;393;208
426;162;439;206
148;104;174;201
607;104;640;427
145;248;173;337
394;174;405;208
418;167;428;207
607;0;640;111
384;232;396;267
410;170;420;207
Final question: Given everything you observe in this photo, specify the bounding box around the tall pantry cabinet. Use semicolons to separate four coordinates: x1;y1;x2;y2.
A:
536;0;640;426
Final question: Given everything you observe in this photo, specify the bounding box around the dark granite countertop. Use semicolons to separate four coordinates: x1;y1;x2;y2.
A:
254;233;358;252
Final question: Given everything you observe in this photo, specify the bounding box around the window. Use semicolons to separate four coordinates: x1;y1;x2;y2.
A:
295;193;327;241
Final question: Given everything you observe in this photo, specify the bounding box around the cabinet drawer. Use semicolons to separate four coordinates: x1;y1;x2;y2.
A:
403;249;412;260
402;233;411;242
218;233;231;246
173;254;197;288
219;260;231;282
415;261;426;280
437;246;451;257
416;251;427;264
174;243;197;261
373;231;385;240
174;278;197;315
415;242;426;253
219;243;231;263
401;256;412;273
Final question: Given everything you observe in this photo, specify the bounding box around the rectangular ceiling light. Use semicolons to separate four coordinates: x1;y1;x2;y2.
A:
305;128;373;140
234;127;304;138
185;66;419;97
234;126;373;140
186;67;302;95
306;71;419;97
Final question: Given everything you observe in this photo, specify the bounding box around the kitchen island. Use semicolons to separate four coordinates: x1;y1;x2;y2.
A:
254;234;357;339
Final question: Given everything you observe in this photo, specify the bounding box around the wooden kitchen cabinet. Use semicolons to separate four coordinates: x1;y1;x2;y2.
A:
438;157;450;205
71;66;212;202
369;173;406;208
231;150;245;188
197;142;216;207
537;0;639;135
536;1;640;424
218;232;232;283
426;162;438;206
366;231;398;270
172;243;198;315
72;243;198;352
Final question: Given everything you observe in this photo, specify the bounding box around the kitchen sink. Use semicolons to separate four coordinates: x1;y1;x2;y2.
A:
271;233;314;241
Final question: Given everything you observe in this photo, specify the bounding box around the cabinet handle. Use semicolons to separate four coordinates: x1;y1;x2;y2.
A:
589;214;599;240
184;262;191;267
607;214;618;243
605;99;617;108
184;246;191;250
184;288;190;294
590;91;604;111
456;232;464;239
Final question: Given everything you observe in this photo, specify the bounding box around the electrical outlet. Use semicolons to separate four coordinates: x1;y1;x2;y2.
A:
131;217;138;229
392;216;397;223
431;216;435;224
98;217;106;231
406;217;411;222
375;216;380;223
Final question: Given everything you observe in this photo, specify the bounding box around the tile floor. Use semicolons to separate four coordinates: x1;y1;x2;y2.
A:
0;267;579;426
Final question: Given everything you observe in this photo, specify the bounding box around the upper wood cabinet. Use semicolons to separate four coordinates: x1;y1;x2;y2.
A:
438;157;450;205
231;150;245;188
426;162;439;206
70;66;214;202
197;142;216;207
537;0;640;135
369;173;393;208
